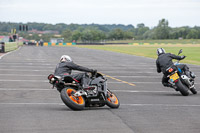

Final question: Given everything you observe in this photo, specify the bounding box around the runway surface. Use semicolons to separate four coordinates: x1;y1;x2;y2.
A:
0;46;200;133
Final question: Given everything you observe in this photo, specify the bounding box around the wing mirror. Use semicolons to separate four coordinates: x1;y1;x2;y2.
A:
178;49;183;55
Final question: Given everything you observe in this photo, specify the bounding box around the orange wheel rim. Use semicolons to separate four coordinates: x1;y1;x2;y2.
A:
107;93;119;105
66;89;84;105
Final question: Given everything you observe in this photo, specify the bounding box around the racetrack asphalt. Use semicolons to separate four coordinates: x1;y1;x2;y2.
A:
0;46;200;133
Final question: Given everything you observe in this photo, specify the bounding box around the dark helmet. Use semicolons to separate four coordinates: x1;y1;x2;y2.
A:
157;48;166;56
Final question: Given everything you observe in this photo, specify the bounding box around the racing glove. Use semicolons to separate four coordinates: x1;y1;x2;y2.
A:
91;69;97;76
181;55;186;59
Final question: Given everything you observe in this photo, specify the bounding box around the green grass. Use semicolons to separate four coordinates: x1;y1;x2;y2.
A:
5;42;23;52
76;45;200;65
105;39;200;44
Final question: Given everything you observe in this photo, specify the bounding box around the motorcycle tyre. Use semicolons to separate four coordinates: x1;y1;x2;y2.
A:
106;90;120;108
61;87;85;111
175;80;189;96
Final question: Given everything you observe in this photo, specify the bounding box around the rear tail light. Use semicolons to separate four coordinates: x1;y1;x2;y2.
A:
169;68;173;72
48;74;54;80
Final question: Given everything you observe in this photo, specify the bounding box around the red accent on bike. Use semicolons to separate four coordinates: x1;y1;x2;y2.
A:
48;74;54;80
174;79;178;83
73;78;80;83
169;68;173;72
84;87;95;90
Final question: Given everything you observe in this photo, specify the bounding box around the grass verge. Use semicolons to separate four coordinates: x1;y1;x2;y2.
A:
75;44;200;65
5;42;23;52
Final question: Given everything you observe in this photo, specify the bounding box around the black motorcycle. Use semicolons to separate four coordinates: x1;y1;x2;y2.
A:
48;72;120;110
166;49;197;96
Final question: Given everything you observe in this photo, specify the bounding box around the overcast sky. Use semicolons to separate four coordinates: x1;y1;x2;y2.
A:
0;0;199;27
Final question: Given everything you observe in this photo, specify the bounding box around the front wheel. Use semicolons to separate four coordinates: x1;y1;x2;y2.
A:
106;89;120;108
175;80;189;96
60;87;85;110
190;87;197;94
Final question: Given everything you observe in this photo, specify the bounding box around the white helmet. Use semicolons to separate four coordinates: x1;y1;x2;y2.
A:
157;48;166;56
60;55;72;62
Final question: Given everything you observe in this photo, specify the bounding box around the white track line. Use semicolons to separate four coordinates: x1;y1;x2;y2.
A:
0;103;62;105
0;46;22;59
0;80;159;84
112;90;173;93
0;79;48;82
1;88;198;93
0;63;54;66
0;69;52;71
0;88;173;93
0;74;159;77
0;88;54;91
0;102;199;107
112;76;160;78
0;74;45;76
0;80;199;85
121;104;200;107
0;66;54;68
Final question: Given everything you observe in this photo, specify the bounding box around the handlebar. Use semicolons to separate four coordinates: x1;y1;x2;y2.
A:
91;70;97;77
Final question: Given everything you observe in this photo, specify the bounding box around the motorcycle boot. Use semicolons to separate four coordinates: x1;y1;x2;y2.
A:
190;72;196;79
81;73;90;89
170;84;178;91
164;82;178;91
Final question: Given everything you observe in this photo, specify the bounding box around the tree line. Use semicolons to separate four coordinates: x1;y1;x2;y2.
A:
0;19;200;42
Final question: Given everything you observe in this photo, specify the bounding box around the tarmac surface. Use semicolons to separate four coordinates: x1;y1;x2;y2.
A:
0;46;200;133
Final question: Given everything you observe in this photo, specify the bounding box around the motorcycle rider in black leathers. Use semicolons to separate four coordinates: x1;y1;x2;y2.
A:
156;48;195;88
54;55;97;88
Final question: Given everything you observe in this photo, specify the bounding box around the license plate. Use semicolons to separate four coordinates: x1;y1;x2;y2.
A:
91;99;99;102
169;73;179;81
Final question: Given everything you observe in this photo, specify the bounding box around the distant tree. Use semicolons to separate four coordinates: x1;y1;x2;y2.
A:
154;19;170;39
143;28;156;40
108;29;124;40
186;29;199;39
81;30;93;42
67;24;80;31
1;21;200;41
192;26;200;39
62;29;72;42
134;23;150;39
81;29;106;42
42;24;54;31
124;31;134;39
71;30;82;42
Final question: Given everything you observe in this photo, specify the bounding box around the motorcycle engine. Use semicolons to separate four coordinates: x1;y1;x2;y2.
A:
84;86;97;96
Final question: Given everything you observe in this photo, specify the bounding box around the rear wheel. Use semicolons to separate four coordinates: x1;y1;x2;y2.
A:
61;87;85;110
106;89;120;108
175;80;189;96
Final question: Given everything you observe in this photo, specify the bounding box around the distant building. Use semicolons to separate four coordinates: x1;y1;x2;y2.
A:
0;36;10;42
28;29;59;34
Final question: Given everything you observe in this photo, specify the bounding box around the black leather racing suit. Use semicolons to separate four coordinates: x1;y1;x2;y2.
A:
156;53;188;87
54;61;94;87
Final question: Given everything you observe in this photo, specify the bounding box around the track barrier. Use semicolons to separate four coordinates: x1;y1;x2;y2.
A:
38;42;76;46
0;42;23;53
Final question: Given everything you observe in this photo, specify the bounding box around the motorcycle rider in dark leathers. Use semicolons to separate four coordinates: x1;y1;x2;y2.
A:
54;55;97;88
156;48;195;88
